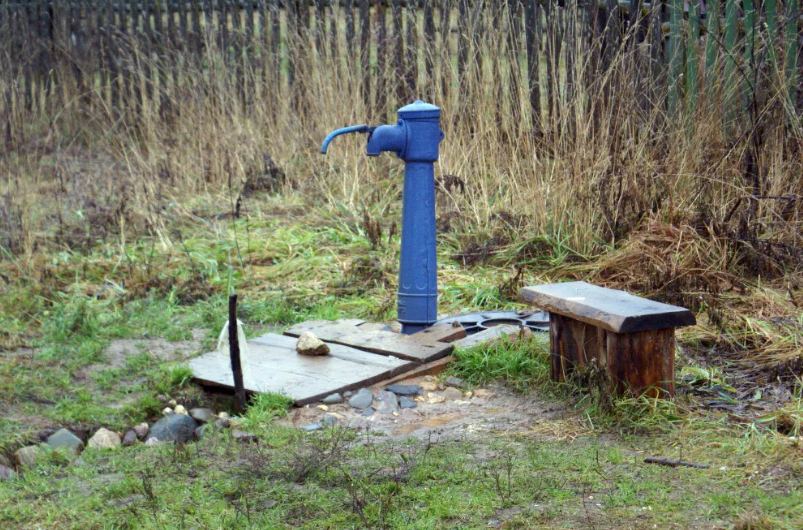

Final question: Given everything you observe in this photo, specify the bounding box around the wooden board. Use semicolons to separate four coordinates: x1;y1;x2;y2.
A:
284;321;454;363
519;282;696;333
190;333;417;406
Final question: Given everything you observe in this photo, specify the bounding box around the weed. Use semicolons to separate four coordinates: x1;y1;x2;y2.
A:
451;334;550;390
152;364;194;396
241;392;293;429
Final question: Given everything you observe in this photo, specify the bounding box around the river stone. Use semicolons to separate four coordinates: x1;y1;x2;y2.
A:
322;413;339;427
46;428;84;456
147;414;198;444
133;423;149;440
189;408;216;424
0;464;16;481
376;390;399;414
296;332;330;356
14;445;43;468
214;418;231;429
322;393;343;405
173;405;188;415
385;384;422;396
122;430;138;447
399;396;417;409
443;387;463;402
303;423;323;432
349;388;373;410
88;428;121;449
444;376;467;389
361;407;375;417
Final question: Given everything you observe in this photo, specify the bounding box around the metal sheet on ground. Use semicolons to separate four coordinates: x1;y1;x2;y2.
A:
190;333;417;406
284;321;454;362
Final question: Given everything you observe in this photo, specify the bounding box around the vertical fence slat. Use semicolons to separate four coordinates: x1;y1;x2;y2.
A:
783;0;800;115
703;0;719;106
392;0;404;104
685;0;700;119
439;0;451;104
423;0;435;99
667;0;682;116
742;0;756;116
377;0;387;114
457;0;468;96
405;0;417;99
524;0;540;135
507;0;522;132
359;0;371;116
722;0;737;123
345;0;354;58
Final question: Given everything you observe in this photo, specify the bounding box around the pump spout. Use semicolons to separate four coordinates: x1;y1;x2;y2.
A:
366;124;406;157
320;124;372;154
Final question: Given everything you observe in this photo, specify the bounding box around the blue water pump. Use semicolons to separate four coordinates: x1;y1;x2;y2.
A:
321;101;444;334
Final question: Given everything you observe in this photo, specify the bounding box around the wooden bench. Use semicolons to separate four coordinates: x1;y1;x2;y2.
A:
519;281;696;397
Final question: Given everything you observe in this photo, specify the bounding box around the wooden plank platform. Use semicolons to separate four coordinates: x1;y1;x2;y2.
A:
519;281;696;333
284;320;457;363
189;333;417;406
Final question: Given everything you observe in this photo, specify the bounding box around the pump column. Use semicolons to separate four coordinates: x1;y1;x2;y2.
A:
395;101;443;334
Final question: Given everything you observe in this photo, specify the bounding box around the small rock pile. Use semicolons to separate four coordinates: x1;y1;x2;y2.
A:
300;375;479;432
1;399;241;482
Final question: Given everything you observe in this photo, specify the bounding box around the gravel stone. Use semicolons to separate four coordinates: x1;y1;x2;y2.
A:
148;414;198;444
303;423;323;432
361;407;375;417
322;413;339;427
46;429;84;456
14;445;43;468
189;408;216;423
385;384;422;396
122;430;138;447
442;387;463;402
376;390;399;414
349;388;373;409
88;428;122;449
444;376;467;389
133;423;149;440
0;464;16;481
322;393;343;405
399;396;417;409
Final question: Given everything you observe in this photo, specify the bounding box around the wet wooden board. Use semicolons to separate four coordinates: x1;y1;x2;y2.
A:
519;281;696;333
190;333;416;406
284;321;455;362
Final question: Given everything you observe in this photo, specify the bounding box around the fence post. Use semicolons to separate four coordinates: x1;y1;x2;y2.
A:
667;0;682;117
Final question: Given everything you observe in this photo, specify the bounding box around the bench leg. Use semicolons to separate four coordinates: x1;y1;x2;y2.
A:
549;314;675;398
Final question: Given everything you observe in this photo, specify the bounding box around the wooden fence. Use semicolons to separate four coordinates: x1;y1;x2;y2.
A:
1;0;801;134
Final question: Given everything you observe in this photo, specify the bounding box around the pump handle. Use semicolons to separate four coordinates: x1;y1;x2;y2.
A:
320;124;375;154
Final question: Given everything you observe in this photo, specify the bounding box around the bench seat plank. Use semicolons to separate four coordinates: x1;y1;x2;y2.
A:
519;281;696;333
